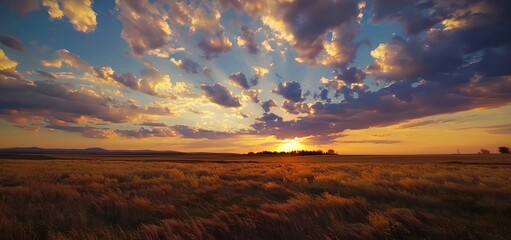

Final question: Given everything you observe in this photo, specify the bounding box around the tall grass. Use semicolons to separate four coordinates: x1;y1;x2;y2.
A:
0;157;510;239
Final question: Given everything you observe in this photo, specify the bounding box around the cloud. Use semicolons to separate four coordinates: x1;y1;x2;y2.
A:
165;0;222;32
198;28;232;60
200;83;241;108
371;0;438;35
252;66;269;78
243;0;365;67
273;81;303;102
115;127;176;138
46;125;116;139
137;121;168;127
0;49;18;70
367;35;461;80
0;35;25;51
111;68;174;98
36;70;58;79
170;58;201;74
338;140;402;144
116;0;172;56
0;76;172;125
40;59;62;68
397;119;458;129
2;0;40;15
171;125;237;139
237;25;259;54
456;124;511;135
203;67;213;81
261;99;277;112
41;49;90;70
243;89;261;103
42;0;97;33
282;100;311;115
228;72;250;89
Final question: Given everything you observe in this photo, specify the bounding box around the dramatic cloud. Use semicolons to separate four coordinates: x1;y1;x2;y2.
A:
170;58;201;74
116;0;172;56
198;28;232;60
42;0;97;33
367;35;461;80
261;99;277;113
236;0;365;67
273;81;303;102
0;35;25;51
237;25;259;54
201;83;241;108
0;76;172;125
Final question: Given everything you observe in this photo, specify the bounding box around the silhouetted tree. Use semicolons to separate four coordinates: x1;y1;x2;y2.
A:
479;149;490;154
327;149;336;155
499;146;510;154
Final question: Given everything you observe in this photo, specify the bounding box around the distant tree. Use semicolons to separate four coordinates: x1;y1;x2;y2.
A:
327;149;336;155
248;152;255;155
479;149;490;154
499;146;510;154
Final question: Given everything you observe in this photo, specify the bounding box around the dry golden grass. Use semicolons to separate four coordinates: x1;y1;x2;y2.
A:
0;154;510;239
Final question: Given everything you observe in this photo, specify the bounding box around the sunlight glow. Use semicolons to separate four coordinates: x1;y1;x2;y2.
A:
277;138;303;152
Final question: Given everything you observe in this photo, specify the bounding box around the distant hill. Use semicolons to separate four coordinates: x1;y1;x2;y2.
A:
0;147;189;155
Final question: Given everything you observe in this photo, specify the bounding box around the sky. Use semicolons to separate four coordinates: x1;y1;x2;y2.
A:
0;0;510;154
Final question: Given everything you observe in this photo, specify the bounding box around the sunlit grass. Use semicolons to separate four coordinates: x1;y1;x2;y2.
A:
0;154;510;239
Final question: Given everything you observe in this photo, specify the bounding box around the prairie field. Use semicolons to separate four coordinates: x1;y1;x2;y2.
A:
1;154;510;239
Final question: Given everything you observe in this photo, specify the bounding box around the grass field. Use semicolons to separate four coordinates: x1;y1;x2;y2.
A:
1;154;510;239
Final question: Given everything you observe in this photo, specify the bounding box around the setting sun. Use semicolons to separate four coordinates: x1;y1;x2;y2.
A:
278;138;304;152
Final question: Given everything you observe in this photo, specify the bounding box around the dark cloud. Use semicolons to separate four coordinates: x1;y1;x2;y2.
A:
171;58;201;74
0;35;25;52
314;88;330;102
0;76;172;125
282;100;311;115
229;72;250;89
36;70;58;79
201;83;241;108
272;81;303;102
238;25;259;54
1;0;39;15
334;67;366;85
371;0;439;34
261;99;277;112
198;28;232;60
367;35;462;80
